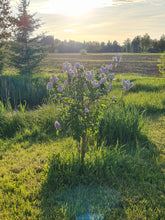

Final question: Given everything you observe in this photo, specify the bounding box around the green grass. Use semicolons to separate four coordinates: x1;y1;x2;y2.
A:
0;53;165;219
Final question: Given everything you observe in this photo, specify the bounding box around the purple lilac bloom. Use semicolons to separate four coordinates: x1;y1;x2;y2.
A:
52;74;59;83
85;108;89;113
106;82;111;90
85;70;94;81
83;83;88;89
108;73;115;80
91;80;100;88
47;82;53;90
54;121;61;130
99;77;106;84
63;61;72;72
64;80;68;86
112;96;116;101
57;83;63;93
122;79;133;90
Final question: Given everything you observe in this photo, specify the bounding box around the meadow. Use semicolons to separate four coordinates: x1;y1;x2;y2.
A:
0;53;165;219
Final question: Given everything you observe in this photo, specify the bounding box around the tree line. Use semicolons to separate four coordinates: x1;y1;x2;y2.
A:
41;34;165;54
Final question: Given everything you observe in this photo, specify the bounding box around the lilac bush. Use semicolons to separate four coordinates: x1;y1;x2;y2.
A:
47;54;133;161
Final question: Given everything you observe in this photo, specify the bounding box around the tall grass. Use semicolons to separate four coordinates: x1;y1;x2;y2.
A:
97;105;144;150
0;74;49;109
0;103;59;141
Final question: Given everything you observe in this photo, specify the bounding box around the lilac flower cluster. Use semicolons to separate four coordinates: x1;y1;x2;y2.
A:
122;79;133;90
112;54;122;63
47;74;59;90
47;54;125;93
47;54;133;131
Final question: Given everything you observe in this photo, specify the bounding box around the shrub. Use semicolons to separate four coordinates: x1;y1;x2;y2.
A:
80;49;87;55
157;51;165;77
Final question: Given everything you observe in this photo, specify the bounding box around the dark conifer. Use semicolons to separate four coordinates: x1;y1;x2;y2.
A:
0;0;13;73
10;0;46;74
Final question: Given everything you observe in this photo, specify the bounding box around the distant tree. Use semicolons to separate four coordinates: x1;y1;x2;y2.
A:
0;0;13;73
148;39;159;53
106;41;113;52
123;38;131;52
40;35;55;53
100;42;106;52
86;41;101;53
131;36;142;53
112;40;121;52
141;33;152;52
158;35;165;52
9;0;46;74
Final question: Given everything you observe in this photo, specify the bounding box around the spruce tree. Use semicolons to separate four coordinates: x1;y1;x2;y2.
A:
0;0;13;73
10;0;45;74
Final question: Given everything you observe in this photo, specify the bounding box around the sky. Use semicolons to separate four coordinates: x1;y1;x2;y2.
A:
10;0;165;44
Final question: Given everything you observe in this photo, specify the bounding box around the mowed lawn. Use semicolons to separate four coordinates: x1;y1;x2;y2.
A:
0;53;165;219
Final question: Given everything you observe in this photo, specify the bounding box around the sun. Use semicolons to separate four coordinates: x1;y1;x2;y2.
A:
41;0;113;16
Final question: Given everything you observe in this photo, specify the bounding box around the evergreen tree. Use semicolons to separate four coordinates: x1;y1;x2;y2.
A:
0;0;13;73
10;0;46;74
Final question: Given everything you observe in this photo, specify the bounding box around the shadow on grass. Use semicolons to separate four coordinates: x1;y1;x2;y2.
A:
130;83;165;93
39;136;164;220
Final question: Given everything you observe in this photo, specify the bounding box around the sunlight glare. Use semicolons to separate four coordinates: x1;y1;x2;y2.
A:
41;0;113;16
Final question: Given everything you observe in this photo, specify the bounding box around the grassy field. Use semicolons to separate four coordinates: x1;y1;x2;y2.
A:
0;53;165;219
41;53;161;76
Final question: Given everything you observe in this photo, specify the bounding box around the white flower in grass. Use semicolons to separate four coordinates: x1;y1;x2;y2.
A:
47;82;53;90
85;108;89;113
57;83;63;93
106;82;111;90
122;79;133;90
54;121;61;130
108;73;115;80
91;80;100;88
85;70;94;81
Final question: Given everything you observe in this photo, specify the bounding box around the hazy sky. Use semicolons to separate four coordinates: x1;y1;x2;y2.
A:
11;0;165;44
